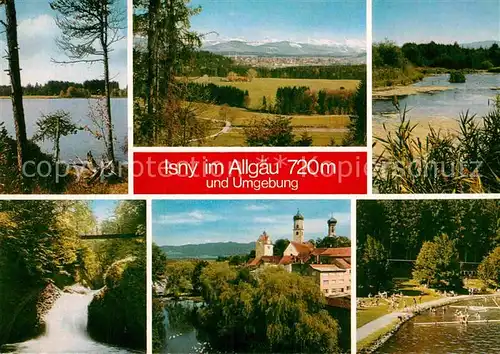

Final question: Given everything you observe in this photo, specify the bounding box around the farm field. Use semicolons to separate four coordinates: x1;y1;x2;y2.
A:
193;76;360;110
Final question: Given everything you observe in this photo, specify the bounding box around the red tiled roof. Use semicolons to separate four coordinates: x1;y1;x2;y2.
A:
279;256;293;265
257;232;270;242
320;247;351;257
311;248;328;256
333;258;351;269
247;257;261;266
290;241;314;255
261;255;282;264
309;264;342;272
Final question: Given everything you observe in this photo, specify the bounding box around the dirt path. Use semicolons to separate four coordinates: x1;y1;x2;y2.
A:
189;118;232;142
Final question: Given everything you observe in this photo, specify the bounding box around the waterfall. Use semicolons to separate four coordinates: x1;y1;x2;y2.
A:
4;284;135;354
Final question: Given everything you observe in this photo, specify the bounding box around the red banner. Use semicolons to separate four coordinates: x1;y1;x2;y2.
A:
133;151;367;194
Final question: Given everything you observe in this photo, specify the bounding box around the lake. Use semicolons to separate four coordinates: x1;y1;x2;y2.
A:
0;98;127;161
373;73;500;123
379;296;500;353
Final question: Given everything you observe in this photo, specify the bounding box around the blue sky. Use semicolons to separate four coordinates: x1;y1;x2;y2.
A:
153;200;351;246
374;0;500;44
0;0;127;87
191;0;366;48
90;200;119;224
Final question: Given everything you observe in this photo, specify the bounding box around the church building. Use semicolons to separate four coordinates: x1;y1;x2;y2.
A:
247;210;351;297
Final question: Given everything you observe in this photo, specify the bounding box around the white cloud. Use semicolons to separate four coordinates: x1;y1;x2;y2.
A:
0;14;127;87
253;216;279;223
155;210;223;225
245;204;271;211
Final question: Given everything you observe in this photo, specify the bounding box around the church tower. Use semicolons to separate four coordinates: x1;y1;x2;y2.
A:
293;210;304;243
256;231;273;258
328;216;337;237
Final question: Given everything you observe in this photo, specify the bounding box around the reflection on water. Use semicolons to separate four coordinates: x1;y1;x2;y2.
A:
0;98;127;161
379;297;500;353
1;285;139;354
163;300;213;354
374;73;500;123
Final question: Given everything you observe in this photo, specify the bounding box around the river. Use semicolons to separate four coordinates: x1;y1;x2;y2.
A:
0;98;127;161
162;300;212;354
373;73;500;122
379;296;500;353
1;285;139;354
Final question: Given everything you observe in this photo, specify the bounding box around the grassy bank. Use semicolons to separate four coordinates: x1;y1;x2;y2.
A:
357;319;399;353
373;67;425;88
0;95;126;99
357;280;441;328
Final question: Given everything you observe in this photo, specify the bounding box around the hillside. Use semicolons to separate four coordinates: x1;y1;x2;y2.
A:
461;40;500;49
160;241;255;259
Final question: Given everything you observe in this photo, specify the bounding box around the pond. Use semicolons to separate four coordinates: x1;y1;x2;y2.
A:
379;296;500;353
163;300;212;354
0;98;127;162
373;73;500;122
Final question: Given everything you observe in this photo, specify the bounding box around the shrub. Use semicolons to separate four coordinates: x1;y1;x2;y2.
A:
65;86;90;98
412;234;462;290
88;255;146;350
0;123;71;193
275;86;354;115
477;247;500;288
373;101;500;194
244;116;313;147
184;82;248;108
449;71;466;83
480;60;494;70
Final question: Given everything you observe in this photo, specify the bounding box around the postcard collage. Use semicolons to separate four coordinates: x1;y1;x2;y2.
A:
0;0;500;353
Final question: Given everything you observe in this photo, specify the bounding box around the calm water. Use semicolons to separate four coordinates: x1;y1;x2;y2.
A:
163;300;211;354
374;73;500;122
1;285;138;353
379;297;500;353
0;98;127;161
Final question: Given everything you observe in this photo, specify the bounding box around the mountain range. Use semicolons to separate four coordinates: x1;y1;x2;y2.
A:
201;40;366;57
461;40;500;49
160;241;255;259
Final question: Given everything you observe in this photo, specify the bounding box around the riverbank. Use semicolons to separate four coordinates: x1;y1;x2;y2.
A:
372;115;460;157
0;95;126;99
373;85;453;100
357;294;500;353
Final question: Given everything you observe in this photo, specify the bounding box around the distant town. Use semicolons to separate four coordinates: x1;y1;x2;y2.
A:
230;55;366;68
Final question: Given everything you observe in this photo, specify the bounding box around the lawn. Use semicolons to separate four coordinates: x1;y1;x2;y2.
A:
189;103;349;146
197;129;346;147
356;279;442;328
192;76;360;110
195;102;350;128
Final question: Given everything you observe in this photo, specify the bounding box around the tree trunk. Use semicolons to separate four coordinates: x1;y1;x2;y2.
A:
146;0;160;117
55;115;60;162
103;48;116;171
165;0;176;98
4;0;28;177
101;9;116;174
